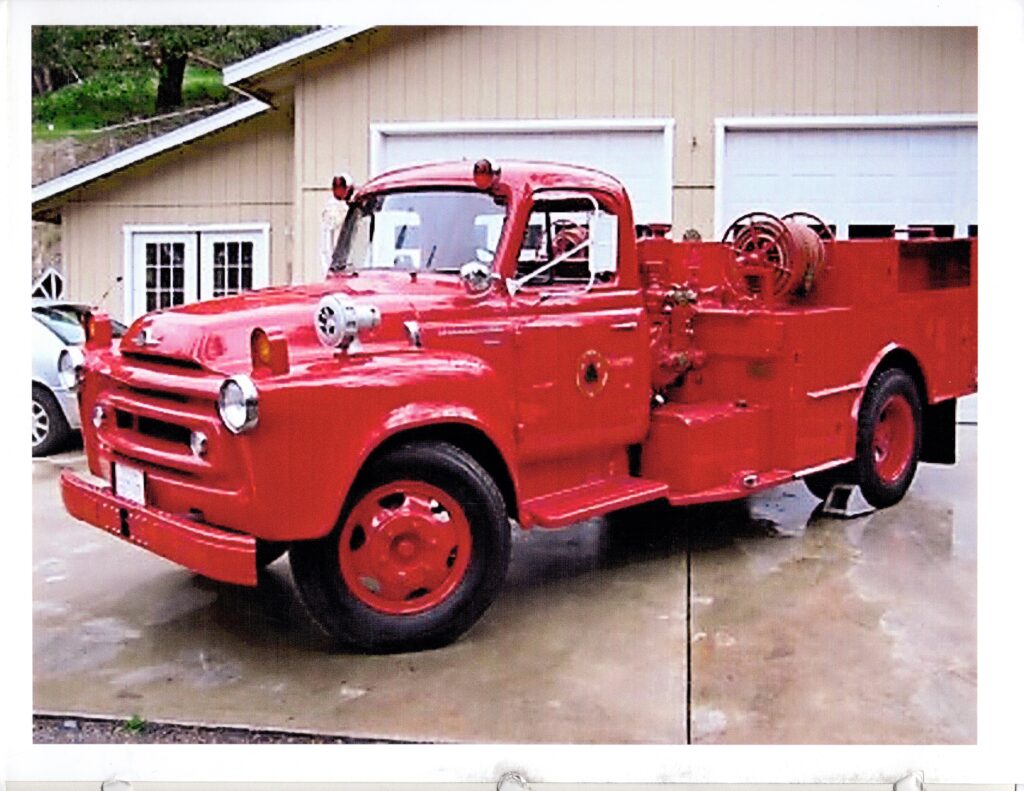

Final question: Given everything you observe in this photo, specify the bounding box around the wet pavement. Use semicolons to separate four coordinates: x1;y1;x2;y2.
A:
32;428;975;743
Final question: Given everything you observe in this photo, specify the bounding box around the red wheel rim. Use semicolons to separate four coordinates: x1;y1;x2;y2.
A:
872;394;915;484
338;480;473;615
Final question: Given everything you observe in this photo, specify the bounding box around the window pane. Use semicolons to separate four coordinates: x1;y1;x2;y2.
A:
214;243;225;266
145;268;156;288
241;268;252;290
172;292;184;306
228;268;239;290
159;292;171;308
146;245;156;267
172;243;184;266
241;242;253;265
160;268;171;288
146;293;156;312
172;267;183;288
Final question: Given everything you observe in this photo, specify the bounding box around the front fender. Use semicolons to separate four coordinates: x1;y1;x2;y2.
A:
246;349;516;541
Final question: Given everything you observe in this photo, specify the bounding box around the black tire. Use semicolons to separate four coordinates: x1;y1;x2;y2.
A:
290;441;511;653
32;383;71;457
853;368;923;508
255;540;288;568
802;463;853;500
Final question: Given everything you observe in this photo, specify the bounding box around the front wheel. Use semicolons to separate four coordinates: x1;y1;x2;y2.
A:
853;368;923;508
290;441;511;653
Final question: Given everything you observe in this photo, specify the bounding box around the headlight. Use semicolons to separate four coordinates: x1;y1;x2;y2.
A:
57;347;85;390
217;375;259;434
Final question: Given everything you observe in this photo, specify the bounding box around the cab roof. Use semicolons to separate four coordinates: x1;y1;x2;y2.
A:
358;159;628;199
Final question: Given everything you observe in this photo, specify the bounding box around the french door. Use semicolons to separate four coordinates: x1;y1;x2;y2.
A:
127;226;268;320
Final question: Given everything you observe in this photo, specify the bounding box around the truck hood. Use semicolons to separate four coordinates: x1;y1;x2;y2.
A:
119;273;474;373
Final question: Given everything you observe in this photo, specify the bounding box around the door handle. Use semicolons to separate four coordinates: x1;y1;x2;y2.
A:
610;321;639;331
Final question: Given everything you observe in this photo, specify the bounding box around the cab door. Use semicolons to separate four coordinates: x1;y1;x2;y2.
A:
508;191;650;463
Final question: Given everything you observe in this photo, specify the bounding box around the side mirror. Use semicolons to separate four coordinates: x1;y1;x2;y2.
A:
459;261;498;294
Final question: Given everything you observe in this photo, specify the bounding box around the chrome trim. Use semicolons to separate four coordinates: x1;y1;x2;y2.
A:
404;320;423;348
217;374;259;434
190;430;209;457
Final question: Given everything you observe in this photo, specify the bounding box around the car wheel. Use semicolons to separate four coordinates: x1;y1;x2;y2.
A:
853;368;923;508
290;441;511;653
32;383;71;457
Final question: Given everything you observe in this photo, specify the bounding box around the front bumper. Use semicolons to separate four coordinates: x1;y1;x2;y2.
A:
60;469;258;586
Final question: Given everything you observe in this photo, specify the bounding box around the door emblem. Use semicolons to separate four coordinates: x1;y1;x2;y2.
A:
576;350;609;398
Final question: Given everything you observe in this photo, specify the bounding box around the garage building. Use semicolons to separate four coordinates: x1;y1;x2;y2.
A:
31;25;977;322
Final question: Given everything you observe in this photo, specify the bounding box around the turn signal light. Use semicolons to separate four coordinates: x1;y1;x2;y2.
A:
250;327;290;375
473;158;500;189
82;311;113;350
331;173;355;202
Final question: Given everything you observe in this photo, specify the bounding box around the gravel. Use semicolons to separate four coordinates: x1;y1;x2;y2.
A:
33;714;417;744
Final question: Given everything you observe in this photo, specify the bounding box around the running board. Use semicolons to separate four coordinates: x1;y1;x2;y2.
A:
521;477;669;529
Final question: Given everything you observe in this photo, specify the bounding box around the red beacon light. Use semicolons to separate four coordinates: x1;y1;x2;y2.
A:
473;158;501;189
331;173;355;202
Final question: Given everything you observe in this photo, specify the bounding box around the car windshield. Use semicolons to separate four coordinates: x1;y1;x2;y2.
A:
33;305;126;345
330;190;507;274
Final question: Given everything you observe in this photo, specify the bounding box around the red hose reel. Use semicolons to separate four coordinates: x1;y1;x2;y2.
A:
721;211;834;300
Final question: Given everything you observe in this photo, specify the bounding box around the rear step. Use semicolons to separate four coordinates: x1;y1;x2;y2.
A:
521;476;669;529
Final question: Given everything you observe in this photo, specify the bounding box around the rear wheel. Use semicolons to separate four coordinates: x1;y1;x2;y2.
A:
290;441;511;652
853;368;922;508
32;384;71;457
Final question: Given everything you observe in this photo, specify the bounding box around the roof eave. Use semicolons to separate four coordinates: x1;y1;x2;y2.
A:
223;25;375;91
31;99;270;217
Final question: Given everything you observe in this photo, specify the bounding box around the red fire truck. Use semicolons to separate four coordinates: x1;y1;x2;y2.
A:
60;159;977;652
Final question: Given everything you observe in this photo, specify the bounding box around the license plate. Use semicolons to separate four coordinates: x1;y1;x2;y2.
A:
114;463;146;506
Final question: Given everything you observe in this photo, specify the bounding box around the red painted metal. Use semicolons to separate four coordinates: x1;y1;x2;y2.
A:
338;480;472;614
60;468;257;586
872;394;915;484
62;159;977;592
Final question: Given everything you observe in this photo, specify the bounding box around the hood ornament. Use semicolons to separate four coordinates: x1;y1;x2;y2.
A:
133;327;161;347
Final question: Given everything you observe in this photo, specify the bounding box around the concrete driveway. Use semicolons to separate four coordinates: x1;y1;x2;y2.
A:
33;428;976;743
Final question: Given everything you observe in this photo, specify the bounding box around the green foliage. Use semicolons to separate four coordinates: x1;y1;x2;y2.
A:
120;714;147;734
32;66;229;137
32;26;317;91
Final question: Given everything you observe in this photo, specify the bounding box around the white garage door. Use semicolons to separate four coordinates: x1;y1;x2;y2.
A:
718;123;977;240
373;121;673;225
719;120;977;423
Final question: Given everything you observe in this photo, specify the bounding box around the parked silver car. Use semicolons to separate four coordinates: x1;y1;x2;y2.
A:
32;301;125;456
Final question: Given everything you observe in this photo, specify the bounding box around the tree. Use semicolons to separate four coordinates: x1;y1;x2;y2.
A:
32;26;317;110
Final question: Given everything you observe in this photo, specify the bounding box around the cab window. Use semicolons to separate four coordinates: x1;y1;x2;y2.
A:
515;193;619;289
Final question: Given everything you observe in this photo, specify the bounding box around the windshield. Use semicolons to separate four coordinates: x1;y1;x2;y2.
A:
33;305;126;345
330;190;506;274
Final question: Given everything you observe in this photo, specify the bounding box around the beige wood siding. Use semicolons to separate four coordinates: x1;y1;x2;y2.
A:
60;108;293;320
293;26;976;279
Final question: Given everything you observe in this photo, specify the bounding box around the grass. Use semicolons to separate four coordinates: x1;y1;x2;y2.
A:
119;714;147;735
32;65;229;139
